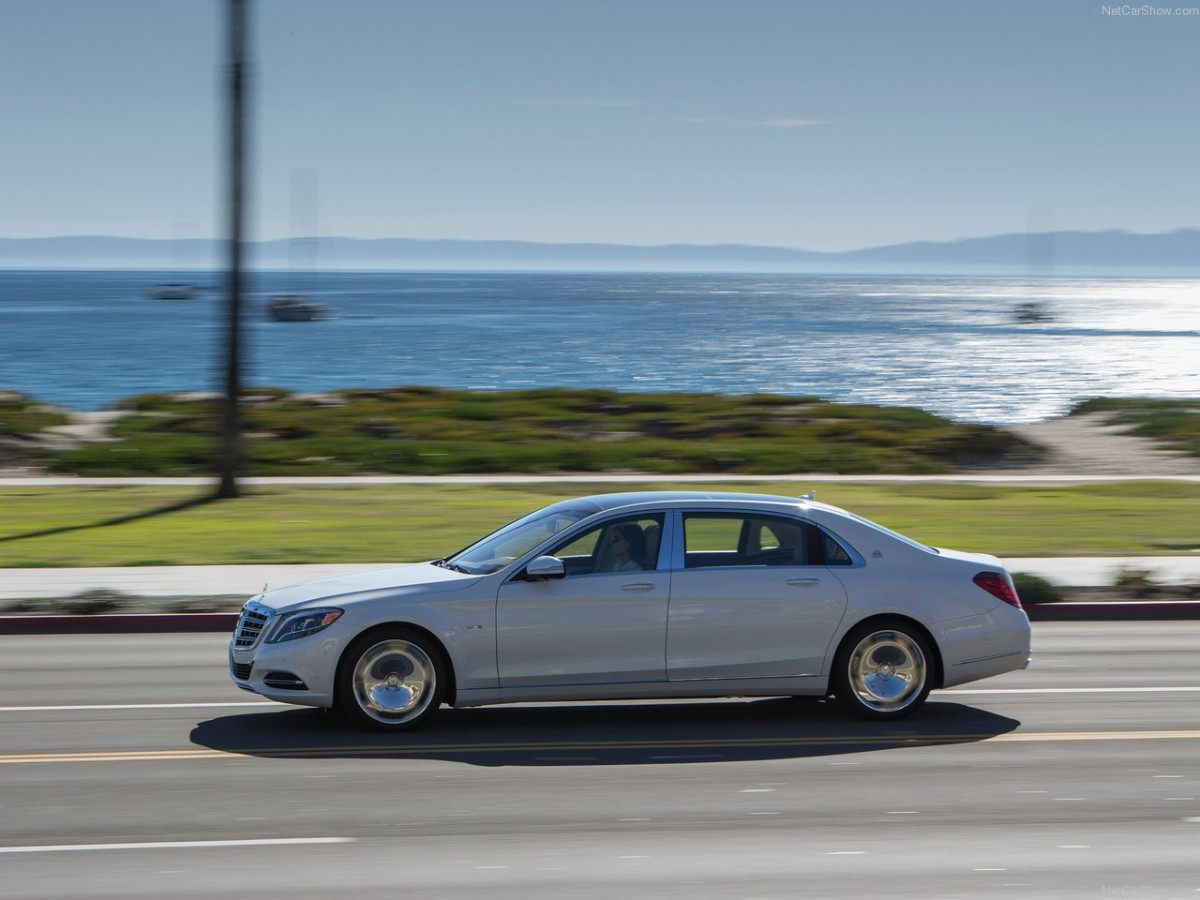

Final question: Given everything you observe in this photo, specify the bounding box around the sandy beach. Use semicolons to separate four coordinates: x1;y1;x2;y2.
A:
996;411;1200;476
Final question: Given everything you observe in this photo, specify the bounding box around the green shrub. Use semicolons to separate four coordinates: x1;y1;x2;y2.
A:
0;392;69;434
1113;566;1160;597
29;386;1042;477
1011;572;1065;605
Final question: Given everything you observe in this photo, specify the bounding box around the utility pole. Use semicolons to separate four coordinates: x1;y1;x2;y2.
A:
217;0;248;499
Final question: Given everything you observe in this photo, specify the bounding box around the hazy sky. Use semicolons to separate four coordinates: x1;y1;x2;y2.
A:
2;0;1198;251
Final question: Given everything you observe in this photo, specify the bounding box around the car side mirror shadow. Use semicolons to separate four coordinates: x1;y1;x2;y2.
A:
524;555;566;581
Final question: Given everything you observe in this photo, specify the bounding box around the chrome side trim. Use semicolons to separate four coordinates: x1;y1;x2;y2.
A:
500;678;663;689
954;649;1025;666
669;672;818;682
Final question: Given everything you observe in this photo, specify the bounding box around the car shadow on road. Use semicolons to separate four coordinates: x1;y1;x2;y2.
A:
190;698;1020;767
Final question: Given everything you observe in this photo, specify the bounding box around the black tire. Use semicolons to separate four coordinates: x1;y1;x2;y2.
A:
337;627;447;731
831;618;933;720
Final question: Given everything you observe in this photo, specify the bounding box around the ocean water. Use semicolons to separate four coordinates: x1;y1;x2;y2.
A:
1;269;1197;424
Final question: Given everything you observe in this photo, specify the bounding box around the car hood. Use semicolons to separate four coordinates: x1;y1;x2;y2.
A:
255;563;479;611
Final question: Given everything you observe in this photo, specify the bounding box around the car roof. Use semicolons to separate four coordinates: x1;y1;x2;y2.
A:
542;491;931;557
560;490;810;513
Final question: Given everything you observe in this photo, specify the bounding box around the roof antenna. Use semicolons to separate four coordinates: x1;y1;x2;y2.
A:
804;490;816;501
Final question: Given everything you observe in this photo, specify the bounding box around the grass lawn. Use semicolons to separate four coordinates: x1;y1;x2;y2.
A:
1;480;1198;568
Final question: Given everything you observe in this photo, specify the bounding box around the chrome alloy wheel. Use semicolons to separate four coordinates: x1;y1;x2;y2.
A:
350;639;438;725
845;629;927;713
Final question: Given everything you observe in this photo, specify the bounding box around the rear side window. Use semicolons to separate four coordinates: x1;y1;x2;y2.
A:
822;532;854;566
682;512;857;569
683;513;808;568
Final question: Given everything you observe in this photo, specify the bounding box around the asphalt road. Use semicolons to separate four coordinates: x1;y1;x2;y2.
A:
1;623;1198;899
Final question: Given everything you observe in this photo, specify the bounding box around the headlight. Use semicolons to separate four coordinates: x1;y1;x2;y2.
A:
266;608;344;644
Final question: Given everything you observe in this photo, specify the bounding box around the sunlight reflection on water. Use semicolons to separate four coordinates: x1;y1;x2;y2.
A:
1;270;1196;423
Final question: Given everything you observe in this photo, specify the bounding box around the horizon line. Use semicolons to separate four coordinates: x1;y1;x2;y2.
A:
3;226;1200;257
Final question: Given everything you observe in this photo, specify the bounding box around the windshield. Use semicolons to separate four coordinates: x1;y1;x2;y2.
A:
445;505;595;574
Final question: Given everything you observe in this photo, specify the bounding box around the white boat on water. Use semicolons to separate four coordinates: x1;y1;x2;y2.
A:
266;294;333;322
151;283;200;300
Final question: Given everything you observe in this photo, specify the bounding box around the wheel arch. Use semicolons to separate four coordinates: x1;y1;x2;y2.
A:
335;621;458;708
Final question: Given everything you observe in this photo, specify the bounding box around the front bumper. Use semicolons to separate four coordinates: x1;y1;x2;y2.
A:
228;601;345;708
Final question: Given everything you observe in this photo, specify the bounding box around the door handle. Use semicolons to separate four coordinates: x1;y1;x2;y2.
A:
621;582;655;592
787;577;821;587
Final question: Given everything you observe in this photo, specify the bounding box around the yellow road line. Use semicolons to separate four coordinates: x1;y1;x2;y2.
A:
4;729;1200;764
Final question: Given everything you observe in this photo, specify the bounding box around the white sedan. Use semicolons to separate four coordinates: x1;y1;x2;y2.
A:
229;491;1030;730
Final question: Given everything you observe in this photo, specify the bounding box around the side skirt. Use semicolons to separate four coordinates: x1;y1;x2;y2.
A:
451;676;829;708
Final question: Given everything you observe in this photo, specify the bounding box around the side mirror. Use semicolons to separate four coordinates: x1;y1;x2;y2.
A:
525;555;566;581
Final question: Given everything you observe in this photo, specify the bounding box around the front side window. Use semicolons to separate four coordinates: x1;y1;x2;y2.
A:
549;514;665;577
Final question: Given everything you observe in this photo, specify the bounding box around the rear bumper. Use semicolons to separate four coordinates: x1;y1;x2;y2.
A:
935;604;1032;688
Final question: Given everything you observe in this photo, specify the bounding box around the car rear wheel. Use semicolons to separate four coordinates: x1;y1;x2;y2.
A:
338;628;446;731
832;619;932;720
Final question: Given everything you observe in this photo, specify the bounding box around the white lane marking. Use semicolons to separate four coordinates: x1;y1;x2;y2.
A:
0;838;355;854
942;687;1200;695
0;702;272;712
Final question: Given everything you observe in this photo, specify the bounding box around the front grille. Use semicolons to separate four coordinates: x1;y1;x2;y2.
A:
233;601;272;648
231;660;253;681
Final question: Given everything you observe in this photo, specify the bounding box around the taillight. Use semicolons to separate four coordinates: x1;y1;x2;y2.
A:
973;571;1022;609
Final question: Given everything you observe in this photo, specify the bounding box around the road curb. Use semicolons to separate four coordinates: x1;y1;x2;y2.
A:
0;613;239;634
1023;601;1200;621
3;602;1200;634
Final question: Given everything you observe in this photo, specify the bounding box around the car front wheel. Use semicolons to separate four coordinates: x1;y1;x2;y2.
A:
832;619;932;720
338;628;446;731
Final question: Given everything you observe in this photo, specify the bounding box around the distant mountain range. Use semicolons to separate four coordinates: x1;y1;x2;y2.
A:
2;229;1199;274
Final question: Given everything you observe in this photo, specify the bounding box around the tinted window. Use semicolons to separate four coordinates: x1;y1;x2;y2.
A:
683;513;809;568
822;531;854;565
549;515;665;576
